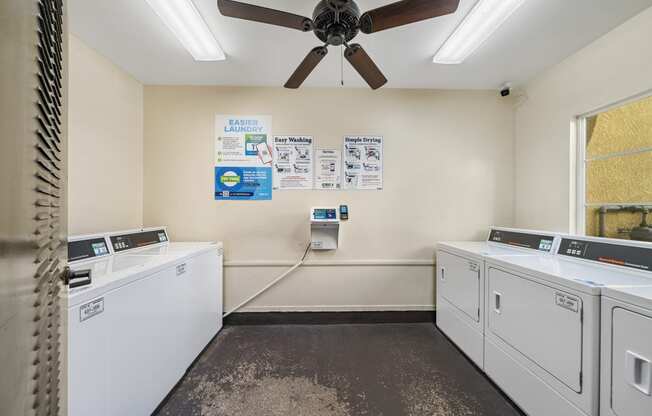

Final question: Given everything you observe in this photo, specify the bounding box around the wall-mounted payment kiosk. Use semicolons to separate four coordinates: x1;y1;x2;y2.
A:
311;208;339;250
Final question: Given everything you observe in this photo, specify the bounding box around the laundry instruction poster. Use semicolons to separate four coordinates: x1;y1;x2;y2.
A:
273;136;314;190
314;149;342;190
342;136;383;190
214;115;273;200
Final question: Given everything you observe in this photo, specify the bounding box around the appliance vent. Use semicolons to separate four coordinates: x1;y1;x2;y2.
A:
32;0;65;414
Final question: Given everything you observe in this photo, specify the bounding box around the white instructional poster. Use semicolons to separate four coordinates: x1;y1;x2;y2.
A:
214;115;273;201
273;136;314;190
314;149;342;190
343;136;383;190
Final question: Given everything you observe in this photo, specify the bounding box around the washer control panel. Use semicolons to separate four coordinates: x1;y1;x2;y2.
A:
110;229;168;253
488;229;556;253
558;238;652;272
68;237;110;262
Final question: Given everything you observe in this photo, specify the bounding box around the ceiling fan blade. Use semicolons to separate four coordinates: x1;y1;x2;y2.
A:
359;0;460;34
345;44;387;90
285;47;328;89
217;0;314;32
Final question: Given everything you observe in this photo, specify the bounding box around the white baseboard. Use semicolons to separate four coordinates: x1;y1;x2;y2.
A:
234;304;436;313
225;259;435;268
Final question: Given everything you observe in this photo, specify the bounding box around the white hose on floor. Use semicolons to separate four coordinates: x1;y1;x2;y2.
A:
222;243;312;318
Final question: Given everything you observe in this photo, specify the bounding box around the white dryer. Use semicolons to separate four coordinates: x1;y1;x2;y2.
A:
601;288;652;416
436;228;558;368
484;236;652;416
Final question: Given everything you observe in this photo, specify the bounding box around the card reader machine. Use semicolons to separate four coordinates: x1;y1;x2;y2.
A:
310;207;339;250
339;205;349;220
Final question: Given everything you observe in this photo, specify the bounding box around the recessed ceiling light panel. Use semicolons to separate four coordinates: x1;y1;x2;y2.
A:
434;0;526;64
146;0;226;61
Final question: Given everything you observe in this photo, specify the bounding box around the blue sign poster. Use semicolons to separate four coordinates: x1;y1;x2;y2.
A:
215;166;272;201
215;115;273;201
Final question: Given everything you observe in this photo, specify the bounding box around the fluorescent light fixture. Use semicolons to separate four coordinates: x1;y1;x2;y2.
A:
145;0;225;61
433;0;526;64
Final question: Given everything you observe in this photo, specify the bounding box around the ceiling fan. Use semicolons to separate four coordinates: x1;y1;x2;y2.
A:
217;0;460;89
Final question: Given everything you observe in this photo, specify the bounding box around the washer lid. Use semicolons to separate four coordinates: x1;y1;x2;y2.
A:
488;255;652;295
67;254;172;306
119;242;221;262
603;286;652;310
437;241;548;261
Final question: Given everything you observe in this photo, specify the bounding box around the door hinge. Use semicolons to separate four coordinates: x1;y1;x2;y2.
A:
477;308;480;320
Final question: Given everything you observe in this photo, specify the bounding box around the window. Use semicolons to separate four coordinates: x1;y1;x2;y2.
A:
577;94;652;241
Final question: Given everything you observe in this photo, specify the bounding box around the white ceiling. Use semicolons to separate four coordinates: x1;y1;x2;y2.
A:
69;0;652;89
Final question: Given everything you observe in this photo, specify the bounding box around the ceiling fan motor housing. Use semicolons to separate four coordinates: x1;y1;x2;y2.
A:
313;0;361;45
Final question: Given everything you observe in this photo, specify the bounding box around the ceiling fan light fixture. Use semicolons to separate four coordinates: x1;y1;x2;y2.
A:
433;0;526;64
146;0;226;61
217;0;461;88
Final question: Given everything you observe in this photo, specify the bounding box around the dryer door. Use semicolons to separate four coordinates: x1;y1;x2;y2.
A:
612;308;652;416
488;267;583;392
437;251;481;323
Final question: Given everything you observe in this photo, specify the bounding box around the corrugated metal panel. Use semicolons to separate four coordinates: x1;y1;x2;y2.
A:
0;1;67;415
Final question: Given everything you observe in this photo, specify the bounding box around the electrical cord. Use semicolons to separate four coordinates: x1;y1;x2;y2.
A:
222;242;312;318
301;241;312;262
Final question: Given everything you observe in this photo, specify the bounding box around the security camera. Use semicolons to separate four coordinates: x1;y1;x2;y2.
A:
500;83;512;97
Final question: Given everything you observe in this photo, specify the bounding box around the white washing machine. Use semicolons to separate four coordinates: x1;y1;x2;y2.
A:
67;229;223;416
436;227;558;368
484;236;652;416
107;227;224;364
601;286;652;416
67;238;186;416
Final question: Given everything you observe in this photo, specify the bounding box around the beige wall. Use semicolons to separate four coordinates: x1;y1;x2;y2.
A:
68;34;144;235
66;5;652;311
514;6;652;232
143;86;515;311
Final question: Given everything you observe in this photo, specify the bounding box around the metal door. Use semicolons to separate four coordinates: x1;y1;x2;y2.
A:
0;0;67;415
438;250;481;323
611;308;652;416
487;267;583;392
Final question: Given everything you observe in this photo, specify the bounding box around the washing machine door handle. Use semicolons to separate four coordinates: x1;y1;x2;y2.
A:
493;291;503;315
625;350;652;396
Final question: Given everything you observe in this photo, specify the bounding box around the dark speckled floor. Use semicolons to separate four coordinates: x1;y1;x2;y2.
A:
155;323;524;416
